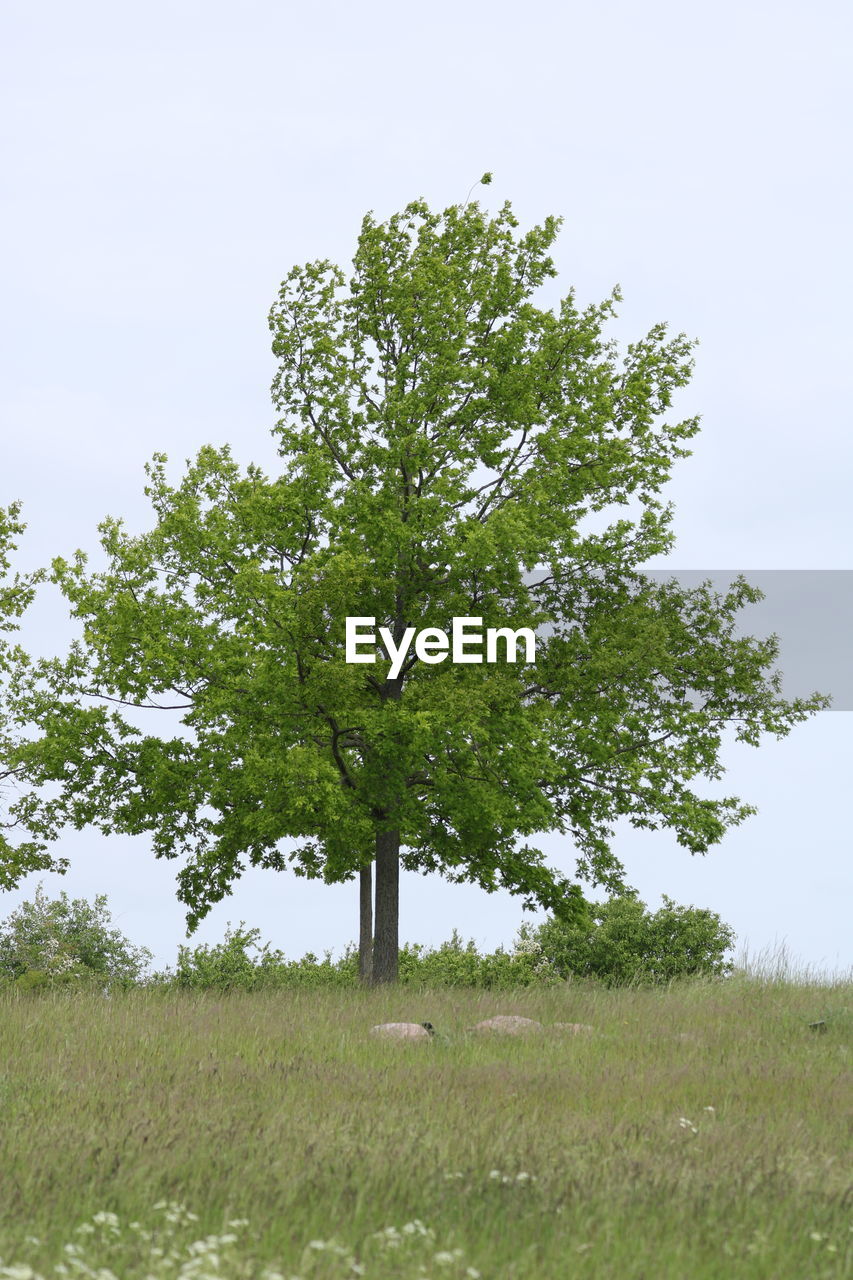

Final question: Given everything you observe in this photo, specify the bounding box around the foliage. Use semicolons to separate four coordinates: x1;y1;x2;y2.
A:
527;892;736;985
5;180;828;982
151;923;546;993
398;929;554;989
0;883;153;990
150;897;733;992
157;922;359;992
0;503;69;889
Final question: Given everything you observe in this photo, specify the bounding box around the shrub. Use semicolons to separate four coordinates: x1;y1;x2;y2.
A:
154;923;360;991
153;926;557;992
528;891;736;985
167;924;283;991
146;897;736;993
399;929;557;989
0;883;153;991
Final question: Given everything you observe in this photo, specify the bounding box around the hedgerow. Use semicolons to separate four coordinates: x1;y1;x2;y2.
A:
0;887;735;993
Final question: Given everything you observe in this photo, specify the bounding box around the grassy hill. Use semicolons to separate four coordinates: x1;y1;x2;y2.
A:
0;975;849;1279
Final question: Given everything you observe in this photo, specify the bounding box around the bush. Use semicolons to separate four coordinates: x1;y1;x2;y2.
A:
528;892;736;985
146;896;736;993
398;929;557;989
149;925;553;992
167;924;284;991
0;883;153;991
153;923;360;991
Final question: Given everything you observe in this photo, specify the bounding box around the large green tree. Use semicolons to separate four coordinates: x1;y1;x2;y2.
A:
0;503;69;888
8;181;827;982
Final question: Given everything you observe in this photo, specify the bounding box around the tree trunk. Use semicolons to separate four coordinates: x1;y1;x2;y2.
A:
372;826;400;984
359;861;373;985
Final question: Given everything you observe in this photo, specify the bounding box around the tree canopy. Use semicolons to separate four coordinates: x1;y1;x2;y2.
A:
5;180;828;980
0;503;69;888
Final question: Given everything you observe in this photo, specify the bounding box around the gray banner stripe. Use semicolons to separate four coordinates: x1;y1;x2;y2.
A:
521;570;851;710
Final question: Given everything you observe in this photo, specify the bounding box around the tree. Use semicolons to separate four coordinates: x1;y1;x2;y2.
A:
0;882;152;989
8;179;828;982
0;503;70;889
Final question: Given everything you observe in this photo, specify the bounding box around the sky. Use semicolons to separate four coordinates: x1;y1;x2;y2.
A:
1;0;850;977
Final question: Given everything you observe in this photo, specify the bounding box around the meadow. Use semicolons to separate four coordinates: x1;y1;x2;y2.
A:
0;974;849;1280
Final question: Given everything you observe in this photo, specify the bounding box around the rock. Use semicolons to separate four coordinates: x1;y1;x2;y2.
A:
470;1015;544;1035
553;1022;594;1034
370;1022;435;1040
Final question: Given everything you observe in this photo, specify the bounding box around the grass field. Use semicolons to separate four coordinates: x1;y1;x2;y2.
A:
0;975;850;1279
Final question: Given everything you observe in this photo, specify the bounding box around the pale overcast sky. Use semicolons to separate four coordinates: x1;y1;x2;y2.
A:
1;0;850;976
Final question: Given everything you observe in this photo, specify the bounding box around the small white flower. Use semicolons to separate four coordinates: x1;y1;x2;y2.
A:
401;1220;431;1237
488;1169;502;1180
703;1105;716;1114
678;1117;698;1133
90;1213;119;1228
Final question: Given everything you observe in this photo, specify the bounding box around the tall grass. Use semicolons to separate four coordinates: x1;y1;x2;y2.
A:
0;976;849;1279
733;937;853;986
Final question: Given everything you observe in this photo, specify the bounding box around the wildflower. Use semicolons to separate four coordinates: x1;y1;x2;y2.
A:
678;1117;698;1134
371;1226;402;1248
90;1213;120;1230
401;1221;431;1238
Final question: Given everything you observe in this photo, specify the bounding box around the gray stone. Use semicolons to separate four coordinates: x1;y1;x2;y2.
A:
370;1022;434;1040
470;1015;544;1035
